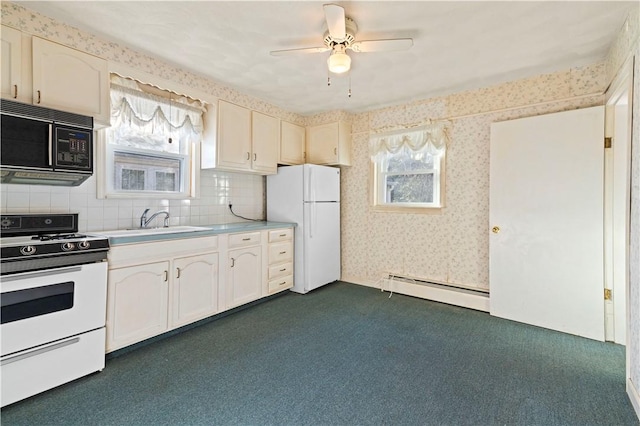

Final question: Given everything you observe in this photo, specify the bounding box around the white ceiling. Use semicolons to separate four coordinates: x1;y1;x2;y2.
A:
17;1;637;116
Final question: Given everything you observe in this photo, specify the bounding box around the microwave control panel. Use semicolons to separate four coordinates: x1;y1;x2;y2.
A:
55;127;92;170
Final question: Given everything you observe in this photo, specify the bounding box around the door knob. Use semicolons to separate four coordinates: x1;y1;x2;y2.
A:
492;226;500;234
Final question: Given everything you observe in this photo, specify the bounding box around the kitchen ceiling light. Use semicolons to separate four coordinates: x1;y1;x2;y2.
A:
327;46;351;74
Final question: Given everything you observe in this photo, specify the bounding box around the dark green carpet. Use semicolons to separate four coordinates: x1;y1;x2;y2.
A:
2;282;638;425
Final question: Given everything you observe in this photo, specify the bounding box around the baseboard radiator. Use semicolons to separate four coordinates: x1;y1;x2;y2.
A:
381;274;490;312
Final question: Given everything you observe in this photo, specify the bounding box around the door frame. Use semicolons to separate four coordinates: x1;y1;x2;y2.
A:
604;56;634;357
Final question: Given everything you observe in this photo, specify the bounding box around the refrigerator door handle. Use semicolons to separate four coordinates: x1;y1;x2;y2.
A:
310;202;315;238
307;167;313;202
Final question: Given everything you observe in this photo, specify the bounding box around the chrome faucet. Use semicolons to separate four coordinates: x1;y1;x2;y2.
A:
140;208;170;228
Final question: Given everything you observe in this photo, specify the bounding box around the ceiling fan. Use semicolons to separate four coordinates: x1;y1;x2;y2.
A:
270;4;413;75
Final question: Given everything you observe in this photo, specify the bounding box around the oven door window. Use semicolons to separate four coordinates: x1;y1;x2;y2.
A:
1;281;74;324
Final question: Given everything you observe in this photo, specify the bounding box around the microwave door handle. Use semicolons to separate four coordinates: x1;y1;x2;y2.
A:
48;123;53;166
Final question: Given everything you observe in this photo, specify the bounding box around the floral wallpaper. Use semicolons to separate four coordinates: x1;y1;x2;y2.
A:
334;63;605;291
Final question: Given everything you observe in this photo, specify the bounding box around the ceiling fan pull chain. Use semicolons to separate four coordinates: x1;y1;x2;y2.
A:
348;74;352;98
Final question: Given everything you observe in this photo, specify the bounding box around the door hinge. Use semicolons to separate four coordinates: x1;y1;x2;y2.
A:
604;288;612;301
604;137;612;149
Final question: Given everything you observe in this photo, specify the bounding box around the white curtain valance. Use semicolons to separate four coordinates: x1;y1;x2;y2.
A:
110;75;206;135
370;120;450;159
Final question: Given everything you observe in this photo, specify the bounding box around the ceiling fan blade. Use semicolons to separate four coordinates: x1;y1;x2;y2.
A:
270;46;330;56
323;4;346;41
350;38;414;53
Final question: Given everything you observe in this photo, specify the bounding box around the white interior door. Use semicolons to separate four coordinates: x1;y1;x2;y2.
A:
489;106;605;341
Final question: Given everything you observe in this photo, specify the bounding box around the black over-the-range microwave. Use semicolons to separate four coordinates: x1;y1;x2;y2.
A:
0;99;94;186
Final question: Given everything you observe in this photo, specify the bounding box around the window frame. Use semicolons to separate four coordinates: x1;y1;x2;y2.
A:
371;149;446;214
107;144;190;196
96;66;213;200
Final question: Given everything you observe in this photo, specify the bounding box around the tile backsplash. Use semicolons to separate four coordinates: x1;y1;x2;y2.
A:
0;171;265;233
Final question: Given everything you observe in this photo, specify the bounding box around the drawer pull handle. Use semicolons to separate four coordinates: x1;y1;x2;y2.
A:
279;281;287;286
37;90;41;104
279;268;287;272
163;270;168;281
1;337;79;366
242;237;251;241
13;84;17;98
279;251;286;255
176;267;181;279
230;258;235;267
279;234;287;237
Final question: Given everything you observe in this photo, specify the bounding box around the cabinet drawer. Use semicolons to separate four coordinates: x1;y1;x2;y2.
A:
268;228;292;242
228;232;261;248
269;241;292;264
268;275;293;294
269;262;293;280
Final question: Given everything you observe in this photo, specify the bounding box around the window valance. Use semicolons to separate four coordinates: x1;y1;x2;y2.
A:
110;74;206;135
370;120;450;159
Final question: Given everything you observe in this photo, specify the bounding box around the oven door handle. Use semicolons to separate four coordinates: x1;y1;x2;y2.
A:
1;336;80;366
1;266;82;282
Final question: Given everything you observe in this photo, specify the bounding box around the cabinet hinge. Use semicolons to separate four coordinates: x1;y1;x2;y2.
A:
604;288;612;301
604;137;612;149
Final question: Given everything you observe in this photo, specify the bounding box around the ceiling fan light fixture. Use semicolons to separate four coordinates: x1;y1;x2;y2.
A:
328;49;351;74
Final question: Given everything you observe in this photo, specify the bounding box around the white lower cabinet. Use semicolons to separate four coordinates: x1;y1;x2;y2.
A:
107;261;169;352
105;227;293;352
268;228;294;294
227;245;262;308
172;253;219;328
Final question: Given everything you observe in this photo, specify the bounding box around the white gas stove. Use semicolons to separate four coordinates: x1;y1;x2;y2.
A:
1;213;109;406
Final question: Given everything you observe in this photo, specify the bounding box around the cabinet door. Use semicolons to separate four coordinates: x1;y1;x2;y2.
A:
172;253;219;327
251;111;279;174
106;261;169;352
1;25;22;100
31;37;109;124
217;100;251;170
280;121;305;165
307;122;339;164
227;245;262;308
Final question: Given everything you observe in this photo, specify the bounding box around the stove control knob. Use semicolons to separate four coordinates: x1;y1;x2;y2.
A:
78;241;90;250
20;245;36;256
61;242;75;251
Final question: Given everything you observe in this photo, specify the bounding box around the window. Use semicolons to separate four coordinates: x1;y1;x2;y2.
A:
371;122;449;210
102;74;206;198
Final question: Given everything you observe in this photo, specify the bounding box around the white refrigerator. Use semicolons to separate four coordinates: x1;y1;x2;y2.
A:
267;164;340;294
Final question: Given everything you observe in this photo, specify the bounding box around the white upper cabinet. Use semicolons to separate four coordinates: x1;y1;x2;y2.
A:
215;100;279;174
279;120;306;165
306;121;352;166
1;25;23;101
217;100;252;170
251;111;279;174
1;27;109;126
32;37;109;125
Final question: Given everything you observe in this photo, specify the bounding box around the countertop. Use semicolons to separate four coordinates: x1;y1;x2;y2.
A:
96;221;296;245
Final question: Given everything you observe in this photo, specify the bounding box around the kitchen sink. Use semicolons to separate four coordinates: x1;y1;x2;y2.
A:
97;226;211;237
